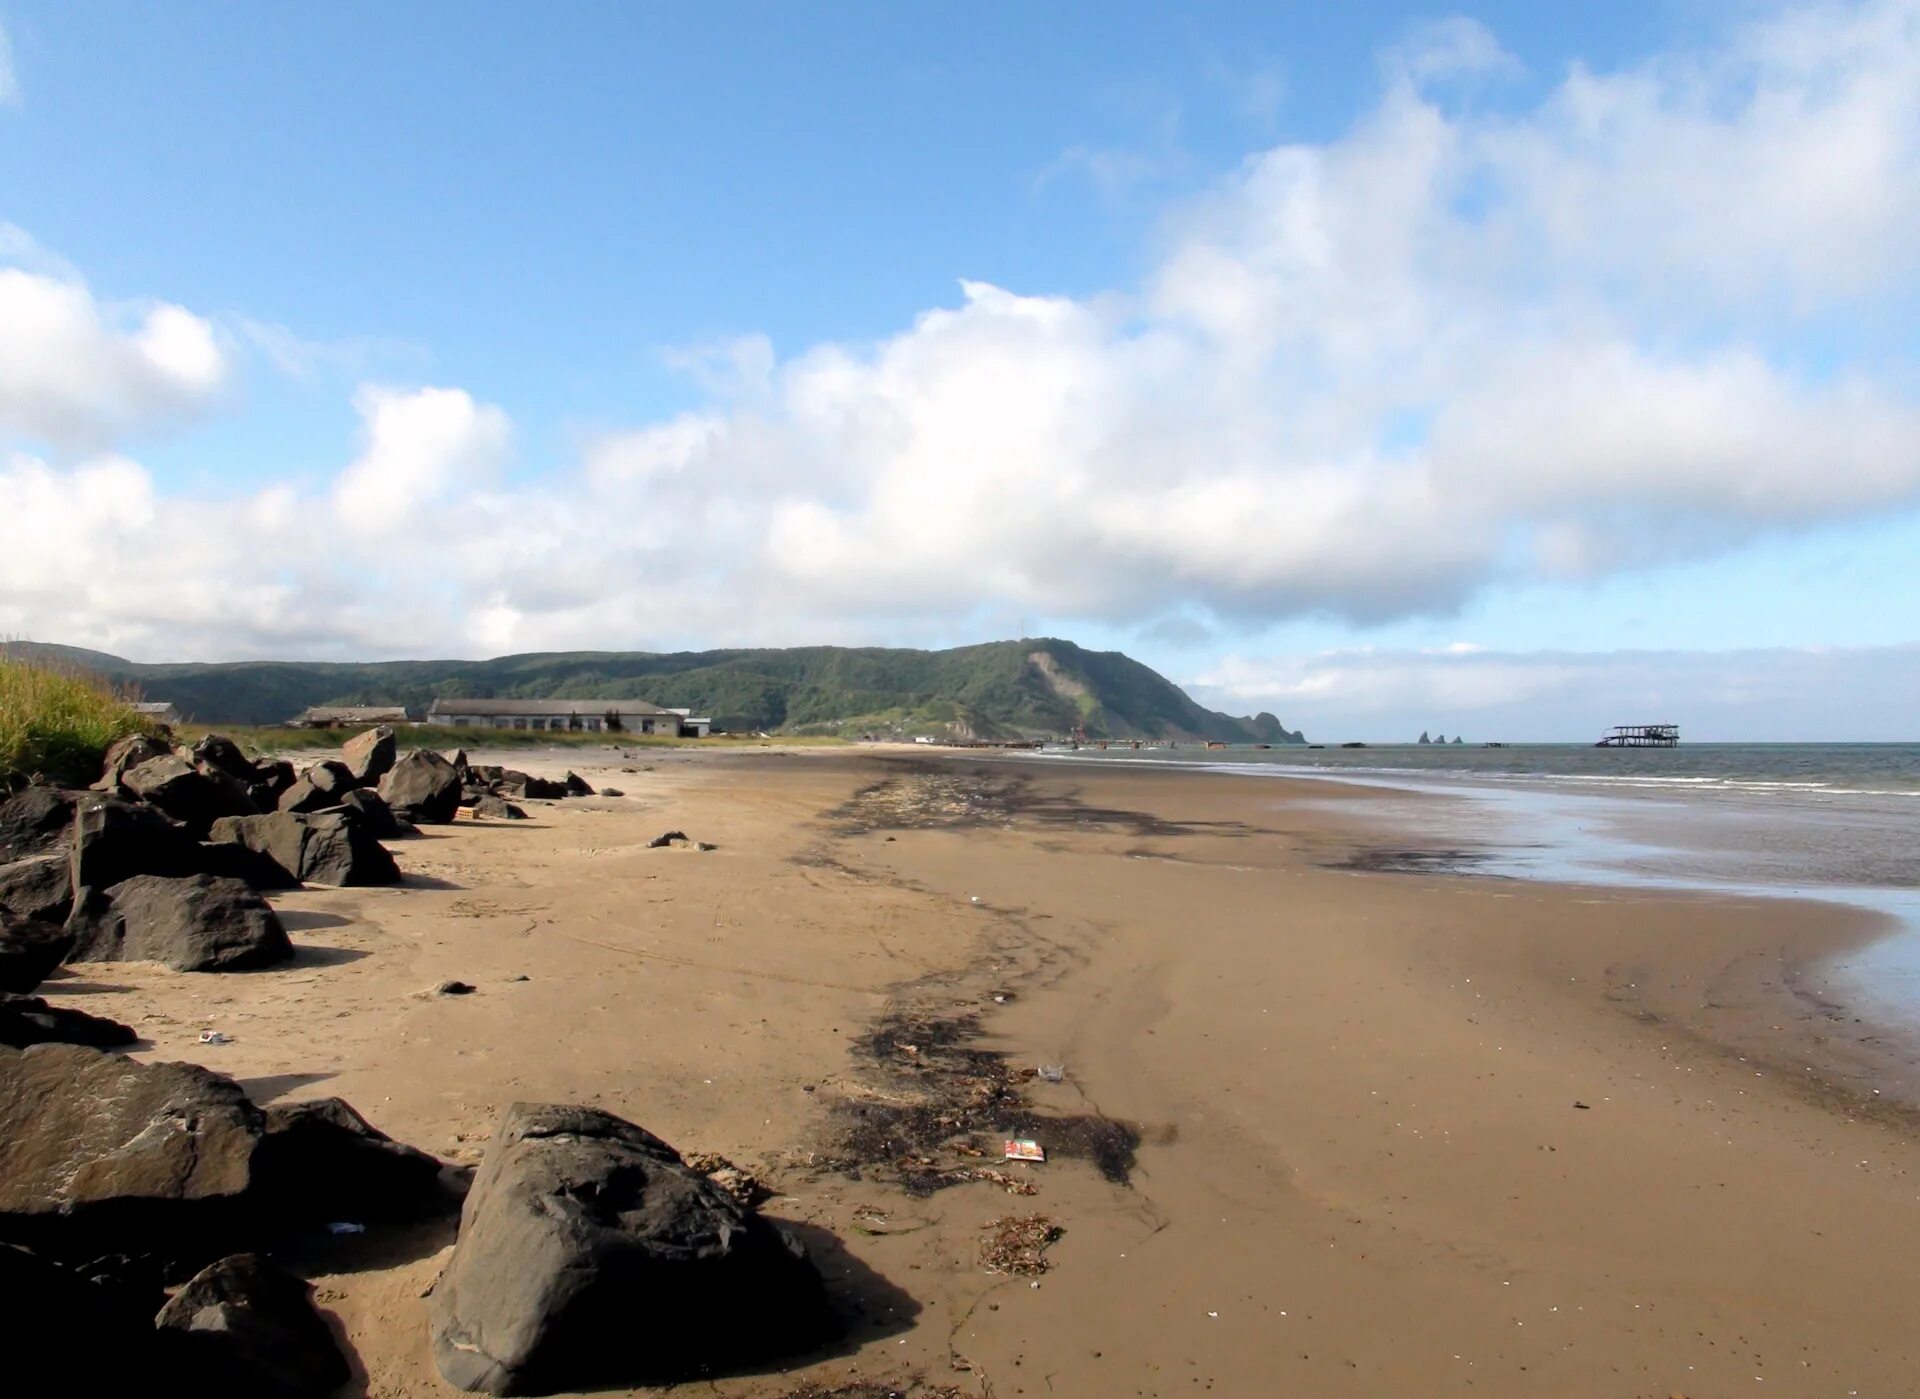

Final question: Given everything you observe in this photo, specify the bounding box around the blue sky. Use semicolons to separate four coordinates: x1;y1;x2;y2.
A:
1;2;1917;738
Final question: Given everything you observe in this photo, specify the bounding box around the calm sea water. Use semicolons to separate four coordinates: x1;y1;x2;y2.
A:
1034;741;1920;1020
1040;741;1920;797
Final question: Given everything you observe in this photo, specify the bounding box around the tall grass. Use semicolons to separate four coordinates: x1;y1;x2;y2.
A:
0;656;155;784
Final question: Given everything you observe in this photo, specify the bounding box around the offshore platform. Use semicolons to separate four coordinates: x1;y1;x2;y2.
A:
1595;723;1680;748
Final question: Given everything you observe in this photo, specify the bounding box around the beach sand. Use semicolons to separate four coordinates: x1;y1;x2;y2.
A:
59;748;1920;1397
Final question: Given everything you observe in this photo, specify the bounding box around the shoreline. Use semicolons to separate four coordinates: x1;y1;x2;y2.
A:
59;745;1920;1395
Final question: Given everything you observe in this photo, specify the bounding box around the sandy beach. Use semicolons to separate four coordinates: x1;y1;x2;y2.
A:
57;746;1920;1398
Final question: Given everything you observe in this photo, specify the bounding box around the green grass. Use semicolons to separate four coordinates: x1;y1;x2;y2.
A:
0;656;156;784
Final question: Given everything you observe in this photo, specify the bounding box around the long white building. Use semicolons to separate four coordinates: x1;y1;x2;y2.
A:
423;697;710;737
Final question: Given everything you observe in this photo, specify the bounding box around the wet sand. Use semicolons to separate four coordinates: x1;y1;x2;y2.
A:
58;748;1920;1397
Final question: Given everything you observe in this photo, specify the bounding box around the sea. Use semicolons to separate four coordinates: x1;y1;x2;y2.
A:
1034;742;1920;1020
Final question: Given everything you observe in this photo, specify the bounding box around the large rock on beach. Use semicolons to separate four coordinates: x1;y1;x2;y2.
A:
563;771;593;798
0;1044;264;1250
65;873;292;972
191;733;262;785
0;784;77;862
0;992;136;1048
0;1045;443;1263
0;851;74;922
381;749;464;824
248;758;298;811
209;809;399;888
335;786;411;839
122;755;257;835
471;794;527;821
94;733;174;793
342;724;398;786
0;910;72;992
71;794;208;887
494;770;568;801
0;1244;162;1388
429;1103;832;1394
154;1252;352;1399
254;1097;446;1221
277;759;357;814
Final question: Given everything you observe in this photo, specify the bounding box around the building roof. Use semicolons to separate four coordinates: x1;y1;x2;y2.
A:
295;705;412;722
129;701;179;715
425;697;674;717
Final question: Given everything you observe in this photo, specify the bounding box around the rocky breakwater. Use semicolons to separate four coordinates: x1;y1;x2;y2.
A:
0;728;748;1392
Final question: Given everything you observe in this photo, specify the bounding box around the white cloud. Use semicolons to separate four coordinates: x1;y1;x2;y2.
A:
1383;17;1524;86
0;21;19;107
4;5;1920;661
331;386;512;538
0;263;229;449
236;318;430;380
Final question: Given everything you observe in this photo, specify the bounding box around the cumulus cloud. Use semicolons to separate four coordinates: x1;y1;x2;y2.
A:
4;4;1920;660
0;262;228;450
332;386;511;538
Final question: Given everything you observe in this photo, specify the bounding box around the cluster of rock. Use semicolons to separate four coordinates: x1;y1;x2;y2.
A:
0;727;413;980
0;730;615;986
0;1042;448;1394
0;728;841;1394
455;757;598;821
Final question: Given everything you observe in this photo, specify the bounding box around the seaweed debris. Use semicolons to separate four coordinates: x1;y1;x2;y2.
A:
827;1002;1138;1195
980;1214;1064;1276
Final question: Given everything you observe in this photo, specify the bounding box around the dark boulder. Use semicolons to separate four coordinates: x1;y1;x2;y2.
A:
190;837;297;891
254;1097;446;1222
154;1253;352;1399
380;750;463;824
0;852;73;922
94;733;174;793
0;1044;264;1252
295;809;400;885
0;992;137;1048
563;772;593;798
494;770;568;801
334;787;411;838
208;810;399;888
0;1047;444;1267
307;759;358;798
72;795;242;889
65;873;292;972
0;910;72;992
277;759;356;814
248;759;298;811
598;787;625;798
122;755;257;836
471;794;527;821
0;1245;163;1388
428;1103;832;1394
0;784;77;862
191;733;261;785
341;724;398;786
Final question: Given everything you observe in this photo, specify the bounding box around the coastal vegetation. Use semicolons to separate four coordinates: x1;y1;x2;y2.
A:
2;639;1303;743
0;655;153;784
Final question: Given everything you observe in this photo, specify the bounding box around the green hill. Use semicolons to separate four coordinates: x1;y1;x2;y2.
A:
0;639;1304;743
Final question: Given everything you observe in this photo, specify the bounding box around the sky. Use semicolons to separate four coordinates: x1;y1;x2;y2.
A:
0;1;1916;740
